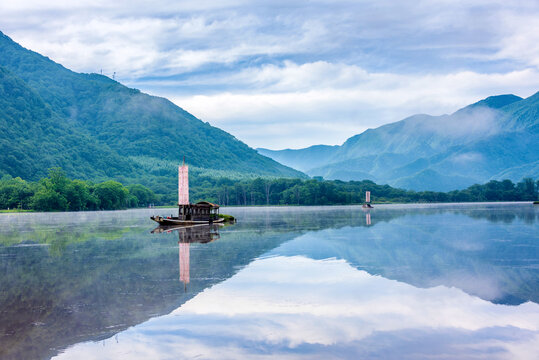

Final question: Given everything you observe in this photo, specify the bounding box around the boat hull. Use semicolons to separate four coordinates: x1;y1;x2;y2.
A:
150;216;224;226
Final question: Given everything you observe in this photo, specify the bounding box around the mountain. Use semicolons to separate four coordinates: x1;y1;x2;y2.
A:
0;66;136;180
0;31;304;184
259;94;539;191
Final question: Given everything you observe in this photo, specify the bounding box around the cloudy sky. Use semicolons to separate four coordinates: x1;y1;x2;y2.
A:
1;0;539;149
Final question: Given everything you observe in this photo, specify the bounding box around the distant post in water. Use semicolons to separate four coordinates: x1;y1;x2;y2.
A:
178;157;189;205
362;190;373;209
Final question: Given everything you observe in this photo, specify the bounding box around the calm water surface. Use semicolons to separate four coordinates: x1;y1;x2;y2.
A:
0;203;538;359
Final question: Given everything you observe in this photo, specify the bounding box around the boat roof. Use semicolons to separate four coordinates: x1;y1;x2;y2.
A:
178;201;220;208
195;201;219;208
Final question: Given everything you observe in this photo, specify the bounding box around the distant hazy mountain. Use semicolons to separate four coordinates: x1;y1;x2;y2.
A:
259;93;539;191
0;31;304;182
257;145;338;173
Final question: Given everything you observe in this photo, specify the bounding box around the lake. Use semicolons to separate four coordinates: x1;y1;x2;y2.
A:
0;203;538;359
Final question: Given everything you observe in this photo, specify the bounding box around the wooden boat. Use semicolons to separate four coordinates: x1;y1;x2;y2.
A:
151;200;228;226
150;215;224;226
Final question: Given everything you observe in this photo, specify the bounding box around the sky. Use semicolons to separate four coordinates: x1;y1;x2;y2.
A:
1;0;539;149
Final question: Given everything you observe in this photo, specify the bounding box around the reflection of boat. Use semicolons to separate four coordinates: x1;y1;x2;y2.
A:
178;224;221;244
152;223;222;291
151;223;222;243
177;225;221;289
178;225;220;290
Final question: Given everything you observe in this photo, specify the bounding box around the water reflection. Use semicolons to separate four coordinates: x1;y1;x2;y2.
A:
151;224;223;287
0;212;283;360
0;203;537;359
54;256;539;360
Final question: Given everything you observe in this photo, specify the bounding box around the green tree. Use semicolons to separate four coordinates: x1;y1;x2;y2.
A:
31;188;68;211
0;175;34;209
94;181;129;210
517;178;537;201
65;180;93;211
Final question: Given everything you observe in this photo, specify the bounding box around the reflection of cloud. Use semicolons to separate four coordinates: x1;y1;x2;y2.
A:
54;256;539;359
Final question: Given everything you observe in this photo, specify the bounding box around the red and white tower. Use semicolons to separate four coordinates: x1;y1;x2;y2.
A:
178;158;189;205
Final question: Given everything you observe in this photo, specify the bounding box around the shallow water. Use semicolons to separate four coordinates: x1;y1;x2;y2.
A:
0;203;538;359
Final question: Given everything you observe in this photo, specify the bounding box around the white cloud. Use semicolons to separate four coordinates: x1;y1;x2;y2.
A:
53;256;539;360
169;63;539;148
493;12;539;68
1;0;538;149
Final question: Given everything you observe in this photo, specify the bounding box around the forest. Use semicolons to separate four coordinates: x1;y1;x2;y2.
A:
1;167;537;211
0;168;156;211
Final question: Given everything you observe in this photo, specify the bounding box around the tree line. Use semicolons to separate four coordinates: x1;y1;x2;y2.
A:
192;176;539;206
0;168;157;211
1;167;537;212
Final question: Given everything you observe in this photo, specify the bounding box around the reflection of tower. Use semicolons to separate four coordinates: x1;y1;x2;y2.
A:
175;225;222;291
179;241;190;290
179;242;190;286
366;213;371;226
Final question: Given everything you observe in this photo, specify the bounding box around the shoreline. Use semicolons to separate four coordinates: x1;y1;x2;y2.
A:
1;201;536;214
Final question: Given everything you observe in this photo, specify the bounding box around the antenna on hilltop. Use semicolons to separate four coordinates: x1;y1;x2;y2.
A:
112;72;116;80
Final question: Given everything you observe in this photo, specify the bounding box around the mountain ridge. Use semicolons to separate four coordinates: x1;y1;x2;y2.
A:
0;30;305;184
259;94;539;191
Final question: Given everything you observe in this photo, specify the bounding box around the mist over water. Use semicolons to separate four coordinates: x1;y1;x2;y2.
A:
0;203;538;359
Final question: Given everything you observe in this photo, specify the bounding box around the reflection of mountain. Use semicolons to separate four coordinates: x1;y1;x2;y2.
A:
0;222;296;360
0;205;536;359
54;254;539;360
273;206;539;305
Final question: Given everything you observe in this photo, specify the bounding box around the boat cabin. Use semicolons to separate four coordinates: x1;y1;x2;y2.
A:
178;201;220;222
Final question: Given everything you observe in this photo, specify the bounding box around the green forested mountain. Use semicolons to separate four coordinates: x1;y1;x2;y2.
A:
259;94;539;191
0;66;136;180
0;31;304;188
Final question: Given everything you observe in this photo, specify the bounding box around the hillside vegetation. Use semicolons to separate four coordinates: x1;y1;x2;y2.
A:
0;31;304;192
